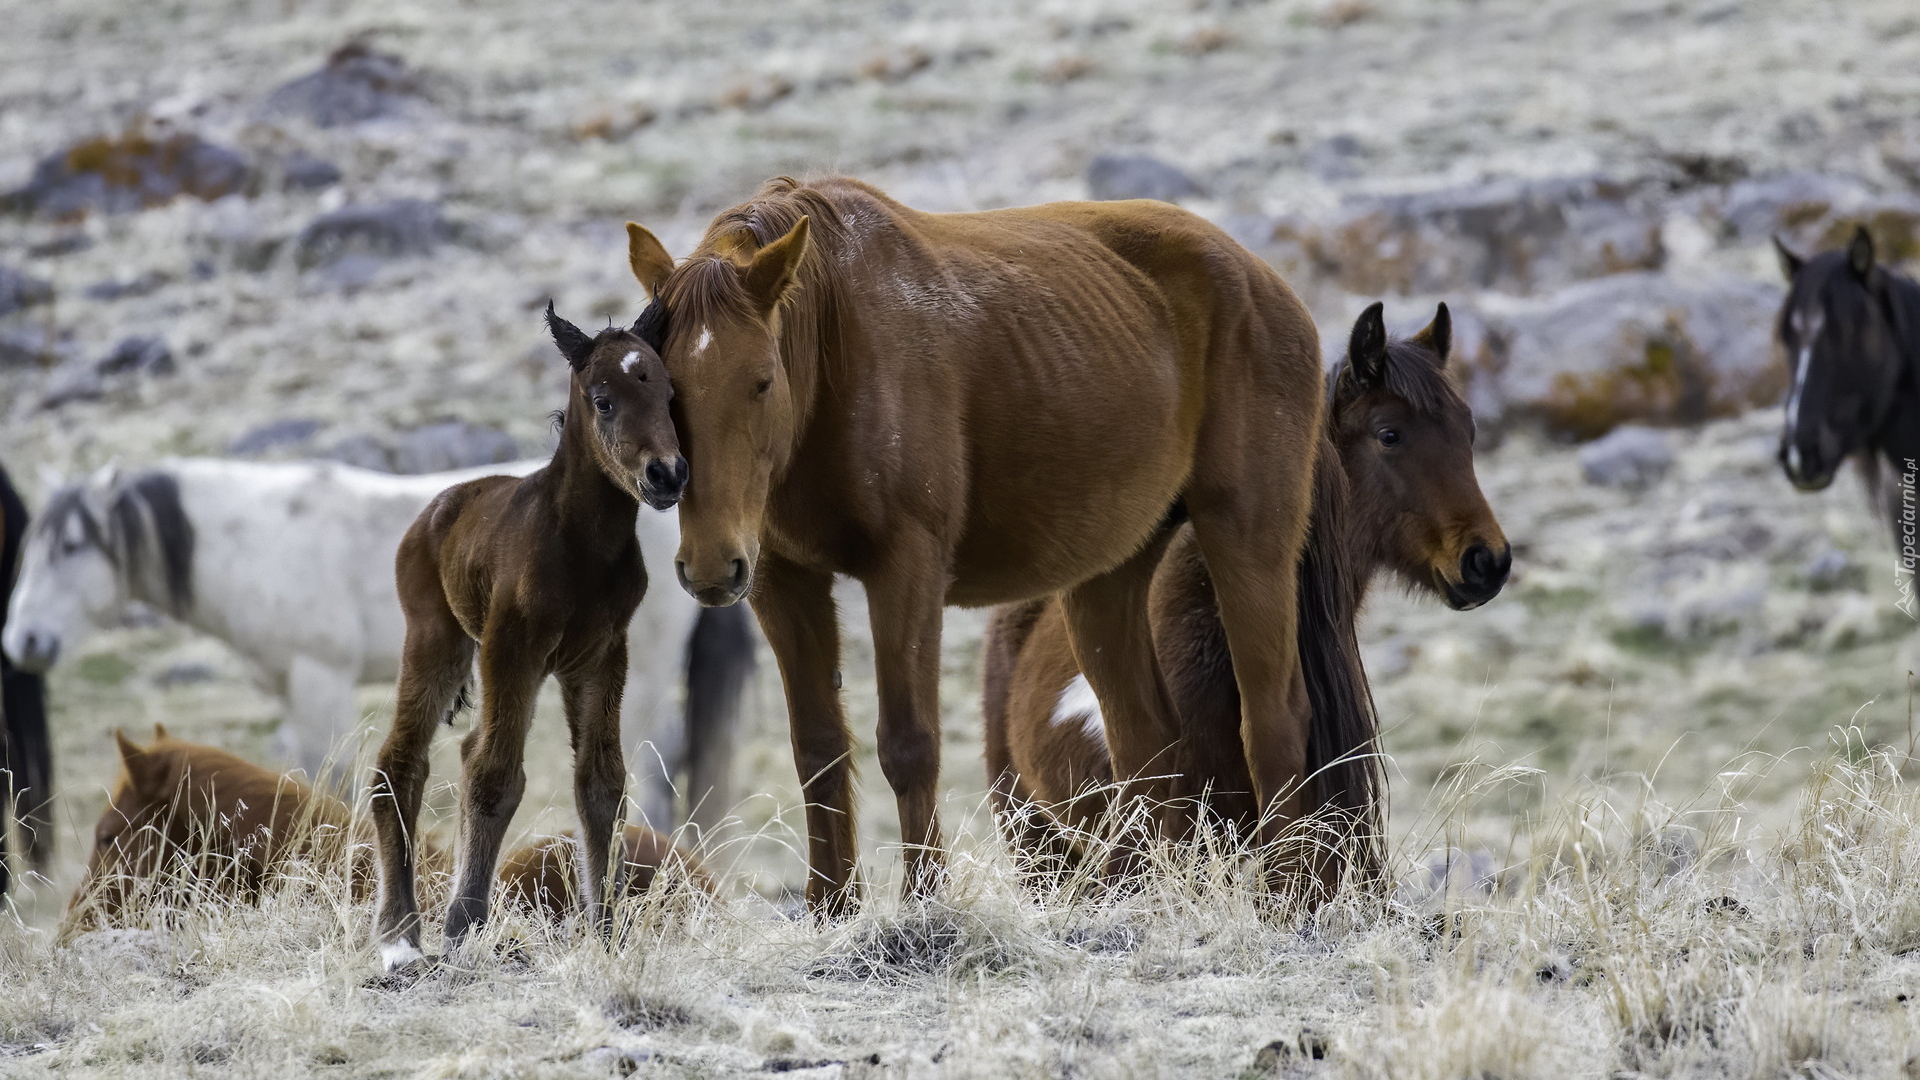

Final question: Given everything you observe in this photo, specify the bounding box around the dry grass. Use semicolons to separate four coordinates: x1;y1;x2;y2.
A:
7;736;1920;1076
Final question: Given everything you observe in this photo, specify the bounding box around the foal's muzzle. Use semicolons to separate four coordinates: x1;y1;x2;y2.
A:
1444;543;1511;611
640;456;690;511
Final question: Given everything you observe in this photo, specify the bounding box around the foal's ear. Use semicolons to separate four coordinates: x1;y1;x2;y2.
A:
744;216;810;314
1773;235;1804;282
1411;302;1452;367
113;729;161;791
545;301;596;371
1848;225;1876;278
625;222;674;298
1346;301;1388;391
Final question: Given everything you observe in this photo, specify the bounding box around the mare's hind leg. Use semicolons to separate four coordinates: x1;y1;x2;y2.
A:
752;552;860;917
559;636;629;936
370;597;473;968
1057;528;1185;863
443;617;548;950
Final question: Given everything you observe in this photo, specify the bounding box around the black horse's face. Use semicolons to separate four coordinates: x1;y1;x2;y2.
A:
1777;244;1902;491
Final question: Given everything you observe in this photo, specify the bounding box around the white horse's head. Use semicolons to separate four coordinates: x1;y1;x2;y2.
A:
3;465;193;674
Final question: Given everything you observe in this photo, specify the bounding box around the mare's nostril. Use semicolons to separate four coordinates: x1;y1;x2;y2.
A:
728;558;747;592
673;457;690;488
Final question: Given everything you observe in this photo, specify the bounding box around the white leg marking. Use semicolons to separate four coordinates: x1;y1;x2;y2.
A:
1050;673;1107;746
380;940;424;972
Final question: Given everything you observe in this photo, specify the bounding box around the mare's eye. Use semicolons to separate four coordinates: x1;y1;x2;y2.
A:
593;396;613;415
1377;428;1401;447
754;378;772;399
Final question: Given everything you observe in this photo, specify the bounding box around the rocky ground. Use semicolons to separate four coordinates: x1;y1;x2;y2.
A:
5;0;1920;1075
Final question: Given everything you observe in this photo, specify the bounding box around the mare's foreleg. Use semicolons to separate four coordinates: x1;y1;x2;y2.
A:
865;532;950;898
370;600;473;969
560;638;629;936
442;622;544;950
752;553;859;917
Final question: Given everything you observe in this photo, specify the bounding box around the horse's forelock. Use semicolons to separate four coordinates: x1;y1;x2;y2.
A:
661;178;848;339
1328;335;1465;421
36;485;106;559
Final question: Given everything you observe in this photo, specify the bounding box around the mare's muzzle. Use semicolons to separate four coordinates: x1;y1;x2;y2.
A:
1779;438;1838;492
1445;543;1511;611
5;628;60;673
641;456;690;511
676;555;750;608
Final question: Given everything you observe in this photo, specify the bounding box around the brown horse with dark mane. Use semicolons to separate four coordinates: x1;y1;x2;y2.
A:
69;728;709;931
626;175;1335;912
369;303;684;971
982;303;1509;894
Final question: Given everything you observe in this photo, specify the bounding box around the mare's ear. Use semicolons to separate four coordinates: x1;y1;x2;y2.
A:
1848;225;1876;279
1773;235;1804;282
625;222;674;298
152;722;170;741
545;301;596;371
1411;302;1452;367
1345;301;1388;392
744;216;810;314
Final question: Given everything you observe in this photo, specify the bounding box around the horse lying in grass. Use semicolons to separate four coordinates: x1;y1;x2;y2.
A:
626;174;1334;912
67;727;710;931
372;303;683;971
1773;226;1920;553
0;460;53;896
1;458;753;832
982;303;1509;896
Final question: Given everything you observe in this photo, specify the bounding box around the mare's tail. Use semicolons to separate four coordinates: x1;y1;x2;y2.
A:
683;605;758;835
0;465;54;877
1295;443;1385;890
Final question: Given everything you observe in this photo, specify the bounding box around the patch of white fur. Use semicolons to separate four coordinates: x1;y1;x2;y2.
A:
621;350;641;373
1049;673;1107;746
380;940;424;972
695;326;712;353
1781;308;1822;448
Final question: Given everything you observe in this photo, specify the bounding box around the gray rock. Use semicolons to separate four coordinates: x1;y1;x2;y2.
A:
38;361;105;409
228;418;324;455
97;335;175;377
155;662;218;687
281;151;342;191
1272;174;1665;296
296;200;449;270
27;234;91;257
1579;425;1674;489
1459;272;1781;439
1086;154;1202;203
5;130;248;219
322;433;399;472
0;326;76;369
263;42;425;127
82;271;169;301
392;421;519;474
1306;133;1367;182
1803;547;1854;590
0;266;54;316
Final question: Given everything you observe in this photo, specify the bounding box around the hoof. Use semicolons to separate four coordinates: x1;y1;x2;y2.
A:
364;952;437;991
379;940;427;973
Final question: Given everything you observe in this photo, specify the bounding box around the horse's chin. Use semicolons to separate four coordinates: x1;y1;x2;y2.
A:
1788;471;1837;493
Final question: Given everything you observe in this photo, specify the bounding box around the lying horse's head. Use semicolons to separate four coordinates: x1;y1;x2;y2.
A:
1773;227;1907;492
1332;303;1509;610
625;191;815;606
544;302;686;512
2;466;192;674
69;725;339;928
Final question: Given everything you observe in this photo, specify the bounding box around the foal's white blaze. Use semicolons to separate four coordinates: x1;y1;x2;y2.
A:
694;326;712;353
620;350;642;374
1050;673;1107;746
380;940;424;972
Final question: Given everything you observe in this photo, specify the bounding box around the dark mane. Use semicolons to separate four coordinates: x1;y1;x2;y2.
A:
38;470;194;616
1327;335;1463;416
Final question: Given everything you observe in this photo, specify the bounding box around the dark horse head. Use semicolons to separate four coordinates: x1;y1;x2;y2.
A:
545;302;687;511
1331;302;1511;610
1774;227;1920;491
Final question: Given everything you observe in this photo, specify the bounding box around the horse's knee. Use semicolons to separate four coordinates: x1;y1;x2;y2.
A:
876;723;939;793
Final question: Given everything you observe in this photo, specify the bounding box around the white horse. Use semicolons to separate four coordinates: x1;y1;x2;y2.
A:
0;458;754;833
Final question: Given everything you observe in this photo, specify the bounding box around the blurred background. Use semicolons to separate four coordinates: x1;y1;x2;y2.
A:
2;0;1918;923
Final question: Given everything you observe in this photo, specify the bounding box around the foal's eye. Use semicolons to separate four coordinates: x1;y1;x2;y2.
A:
593;396;613;415
1377;428;1401;447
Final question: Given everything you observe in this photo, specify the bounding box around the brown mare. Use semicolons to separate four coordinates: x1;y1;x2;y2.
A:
625;176;1331;912
370;304;684;971
982;304;1510;893
70;728;706;930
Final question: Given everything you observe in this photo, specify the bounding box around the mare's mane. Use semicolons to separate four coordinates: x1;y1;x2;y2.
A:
38;471;195;616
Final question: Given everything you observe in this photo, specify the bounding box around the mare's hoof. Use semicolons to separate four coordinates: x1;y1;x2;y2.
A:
363;954;438;991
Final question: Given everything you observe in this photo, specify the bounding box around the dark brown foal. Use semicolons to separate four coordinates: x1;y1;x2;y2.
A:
370;303;685;971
